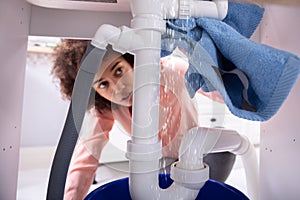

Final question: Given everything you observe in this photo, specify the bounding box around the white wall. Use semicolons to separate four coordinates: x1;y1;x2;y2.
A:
259;3;300;200
0;0;31;199
21;50;69;147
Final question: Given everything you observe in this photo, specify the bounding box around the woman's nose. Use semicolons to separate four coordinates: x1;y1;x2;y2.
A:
116;81;126;92
110;79;124;94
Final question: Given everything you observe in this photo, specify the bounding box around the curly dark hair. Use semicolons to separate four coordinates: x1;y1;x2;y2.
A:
51;39;134;114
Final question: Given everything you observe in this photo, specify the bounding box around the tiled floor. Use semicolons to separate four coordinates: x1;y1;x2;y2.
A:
17;149;257;200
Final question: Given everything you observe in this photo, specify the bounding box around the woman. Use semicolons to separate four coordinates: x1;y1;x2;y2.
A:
52;39;235;200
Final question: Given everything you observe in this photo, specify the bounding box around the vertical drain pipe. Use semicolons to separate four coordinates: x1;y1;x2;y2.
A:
126;0;229;199
126;0;165;199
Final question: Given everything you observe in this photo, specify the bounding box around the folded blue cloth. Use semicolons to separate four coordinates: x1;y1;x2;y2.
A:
162;2;300;121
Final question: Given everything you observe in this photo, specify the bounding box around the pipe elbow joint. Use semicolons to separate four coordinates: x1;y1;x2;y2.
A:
91;24;121;50
92;24;145;55
232;134;251;155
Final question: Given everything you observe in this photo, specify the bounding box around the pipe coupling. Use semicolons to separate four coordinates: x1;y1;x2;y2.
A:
170;161;209;190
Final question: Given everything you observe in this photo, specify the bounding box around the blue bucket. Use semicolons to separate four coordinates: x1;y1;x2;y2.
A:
85;174;249;200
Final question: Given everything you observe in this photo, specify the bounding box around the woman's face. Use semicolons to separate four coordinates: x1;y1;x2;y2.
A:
93;56;133;107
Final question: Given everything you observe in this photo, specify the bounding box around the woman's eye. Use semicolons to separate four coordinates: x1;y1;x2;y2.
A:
99;81;108;89
115;67;123;76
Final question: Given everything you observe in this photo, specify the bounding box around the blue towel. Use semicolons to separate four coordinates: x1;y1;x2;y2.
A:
162;2;300;121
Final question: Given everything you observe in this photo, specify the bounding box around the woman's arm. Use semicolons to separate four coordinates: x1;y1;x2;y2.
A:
64;109;114;200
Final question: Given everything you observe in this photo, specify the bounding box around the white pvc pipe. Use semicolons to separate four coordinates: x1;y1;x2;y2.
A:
176;127;215;170
127;0;228;199
128;160;208;200
128;1;166;199
162;0;228;20
128;0;210;199
130;45;161;144
209;129;259;200
180;127;259;200
130;0;164;144
215;133;259;200
191;0;228;20
91;24;121;50
238;137;259;200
